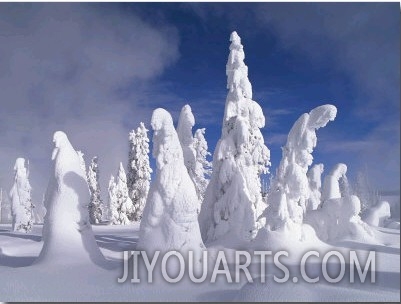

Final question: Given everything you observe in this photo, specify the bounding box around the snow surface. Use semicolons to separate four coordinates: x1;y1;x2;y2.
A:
0;223;399;301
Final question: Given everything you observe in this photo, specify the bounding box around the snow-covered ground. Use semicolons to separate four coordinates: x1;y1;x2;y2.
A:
0;223;399;301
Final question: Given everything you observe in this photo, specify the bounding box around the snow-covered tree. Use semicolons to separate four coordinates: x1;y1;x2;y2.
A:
9;158;33;233
308;163;374;242
192;128;212;202
87;156;103;224
177;104;197;177
76;150;86;175
257;105;337;245
127;122;152;222
306;163;324;211
32;194;46;224
105;175;116;222
0;188;12;224
138;108;205;260
177;105;212;204
199;32;271;245
354;169;379;215
36;131;105;265
110;163;134;225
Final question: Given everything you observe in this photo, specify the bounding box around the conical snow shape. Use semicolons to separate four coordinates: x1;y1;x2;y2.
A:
137;108;205;256
36;131;105;266
199;31;270;246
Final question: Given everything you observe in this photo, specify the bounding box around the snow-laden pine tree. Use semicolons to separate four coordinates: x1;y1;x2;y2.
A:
9;158;33;233
76;150;86;175
177;104;197;177
354;169;379;216
257;105;337;246
192;128;212;203
36;131;105;265
306;163;324;211
106;175;116;222
87;156;103;224
0;188;12;224
127;123;152;222
198;32;271;245
309;163;374;242
138;108;205;260
110;163;134;225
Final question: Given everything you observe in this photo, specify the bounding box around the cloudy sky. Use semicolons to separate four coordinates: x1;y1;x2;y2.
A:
0;2;399;204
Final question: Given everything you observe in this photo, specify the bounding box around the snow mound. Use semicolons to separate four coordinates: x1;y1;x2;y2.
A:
306;163;375;242
138;108;205;257
36;131;106;266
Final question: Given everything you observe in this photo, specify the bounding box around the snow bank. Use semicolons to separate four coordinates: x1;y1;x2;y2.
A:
199;31;270;246
138;108;205;258
36;131;106;266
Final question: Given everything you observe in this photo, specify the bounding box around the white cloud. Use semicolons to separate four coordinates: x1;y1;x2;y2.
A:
0;3;180;202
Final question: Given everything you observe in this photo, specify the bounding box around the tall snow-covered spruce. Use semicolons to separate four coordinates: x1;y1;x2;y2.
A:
110;163;134;225
193;128;212;203
127;123;152;222
9;158;33;233
1;188;12;224
257;105;337;247
138;108;205;258
36;131;105;265
87;156;103;224
198;32;271;246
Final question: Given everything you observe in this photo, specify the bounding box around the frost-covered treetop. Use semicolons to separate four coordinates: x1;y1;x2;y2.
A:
322;163;348;201
284;104;337;170
152;108;184;169
177;104;195;146
14;158;28;175
331;163;348;179
225;31;254;122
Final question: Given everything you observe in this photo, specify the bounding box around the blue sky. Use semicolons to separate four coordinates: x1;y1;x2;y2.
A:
0;2;399;204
